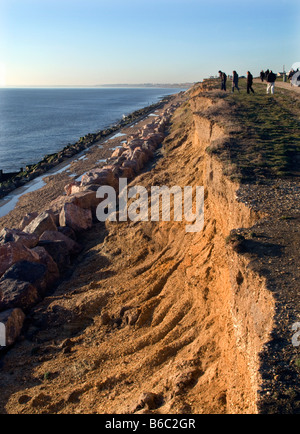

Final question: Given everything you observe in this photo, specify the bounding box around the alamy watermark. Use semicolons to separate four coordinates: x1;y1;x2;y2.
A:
292;323;300;348
0;322;5;347
96;178;205;233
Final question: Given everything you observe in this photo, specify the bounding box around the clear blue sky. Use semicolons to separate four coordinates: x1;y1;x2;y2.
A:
0;0;299;86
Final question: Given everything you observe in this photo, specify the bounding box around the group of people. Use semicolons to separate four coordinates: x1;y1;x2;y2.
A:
287;68;299;81
260;69;277;94
218;69;277;95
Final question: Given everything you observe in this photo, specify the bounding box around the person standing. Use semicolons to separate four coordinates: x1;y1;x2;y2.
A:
247;71;255;94
260;70;265;82
266;70;277;94
232;71;240;92
219;70;227;91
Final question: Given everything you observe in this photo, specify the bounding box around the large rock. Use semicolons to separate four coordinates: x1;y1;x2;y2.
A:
49;195;74;214
19;212;38;231
39;230;82;256
131;148;149;171
31;246;60;290
141;141;156;158
44;209;60;227
111;148;125;159
0;308;25;347
64;181;82;196
145;133;165;147
141;128;156;138
120;161;136;180
0;243;40;277
58;226;77;241
59;203;93;233
1;261;48;295
0;228;39;249
127;139;144;150
72;191;100;212
23;212;57;238
0;279;39;312
80;167;118;190
37;240;71;273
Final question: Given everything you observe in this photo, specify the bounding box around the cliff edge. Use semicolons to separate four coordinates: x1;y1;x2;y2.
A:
0;81;299;414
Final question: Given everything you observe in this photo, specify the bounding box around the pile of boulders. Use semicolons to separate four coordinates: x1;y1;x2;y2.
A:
0;97;174;200
64;111;174;196
0;104;179;349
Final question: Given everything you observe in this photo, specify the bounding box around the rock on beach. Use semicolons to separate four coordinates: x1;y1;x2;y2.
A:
0;308;25;347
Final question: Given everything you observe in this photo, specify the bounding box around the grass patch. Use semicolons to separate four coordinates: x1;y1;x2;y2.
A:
201;79;300;182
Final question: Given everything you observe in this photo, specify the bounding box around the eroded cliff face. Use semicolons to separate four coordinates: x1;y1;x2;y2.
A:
0;87;277;414
190;90;275;412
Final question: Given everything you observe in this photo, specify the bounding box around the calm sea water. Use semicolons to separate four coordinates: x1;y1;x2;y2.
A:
0;88;183;173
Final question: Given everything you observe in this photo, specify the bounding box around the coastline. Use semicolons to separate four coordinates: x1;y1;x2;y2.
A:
0;94;177;200
0;90;186;228
0;81;299;414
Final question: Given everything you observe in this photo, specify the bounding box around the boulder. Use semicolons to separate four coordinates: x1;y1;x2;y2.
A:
1;261;48;295
39;230;82;256
121;149;133;160
58;226;77;241
0;308;25;347
120;161;136;179
141;141;156;158
49;195;76;214
0;228;39;249
19;212;38;231
145;133;165;147
69;184;82;195
127;139;144;150
0;243;40;277
111;148;125;159
141;127;156;138
64;181;81;196
71;191;101;213
37;240;71;274
80;167;118;190
31;246;60;290
23;212;57;238
44;209;60;227
0;279;39;312
59;203;93;233
131;148;149;171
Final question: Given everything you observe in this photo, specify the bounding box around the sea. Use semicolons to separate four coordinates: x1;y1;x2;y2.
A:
0;87;184;173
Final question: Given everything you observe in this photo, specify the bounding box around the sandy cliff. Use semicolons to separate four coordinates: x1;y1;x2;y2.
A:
0;83;299;414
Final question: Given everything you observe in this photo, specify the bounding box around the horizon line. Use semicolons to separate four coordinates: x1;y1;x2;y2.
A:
1;82;195;89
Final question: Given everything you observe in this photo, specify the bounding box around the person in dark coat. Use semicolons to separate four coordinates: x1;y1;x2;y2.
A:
265;69;270;80
219;70;227;91
266;70;277;94
247;71;255;94
260;70;265;82
232;71;240;92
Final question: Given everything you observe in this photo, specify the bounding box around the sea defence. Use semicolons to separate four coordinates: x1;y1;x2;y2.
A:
0;96;174;200
0;98;183;347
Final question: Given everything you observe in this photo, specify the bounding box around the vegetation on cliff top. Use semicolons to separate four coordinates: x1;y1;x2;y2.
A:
199;79;300;182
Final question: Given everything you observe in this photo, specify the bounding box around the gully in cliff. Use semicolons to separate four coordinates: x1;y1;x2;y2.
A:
96;178;205;233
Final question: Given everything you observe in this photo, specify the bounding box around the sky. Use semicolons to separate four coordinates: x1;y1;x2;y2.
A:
0;0;299;87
